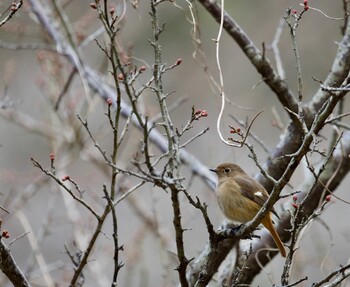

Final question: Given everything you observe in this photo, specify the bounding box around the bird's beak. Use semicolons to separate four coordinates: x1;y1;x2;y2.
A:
209;168;217;173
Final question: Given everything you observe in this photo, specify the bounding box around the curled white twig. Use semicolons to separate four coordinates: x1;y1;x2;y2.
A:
299;4;349;20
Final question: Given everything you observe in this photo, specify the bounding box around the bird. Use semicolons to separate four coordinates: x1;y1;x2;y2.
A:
210;163;287;257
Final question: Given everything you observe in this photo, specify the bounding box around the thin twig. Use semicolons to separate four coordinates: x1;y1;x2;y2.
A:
269;18;286;80
8;232;30;248
312;263;350;287
31;158;100;219
114;181;146;206
227;110;265;147
299;4;349;20
179;127;209;149
0;1;23;27
229;113;269;153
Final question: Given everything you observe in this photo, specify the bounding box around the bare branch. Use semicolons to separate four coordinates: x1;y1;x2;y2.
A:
30;158;100;220
0;239;31;287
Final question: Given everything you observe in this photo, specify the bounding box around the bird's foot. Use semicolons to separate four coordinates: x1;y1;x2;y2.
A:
217;224;243;237
223;224;261;240
218;223;261;240
228;224;243;236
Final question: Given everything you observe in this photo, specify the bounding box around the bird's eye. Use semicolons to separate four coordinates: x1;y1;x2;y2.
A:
224;168;231;173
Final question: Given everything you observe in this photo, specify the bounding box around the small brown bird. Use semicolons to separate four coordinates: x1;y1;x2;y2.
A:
210;163;286;257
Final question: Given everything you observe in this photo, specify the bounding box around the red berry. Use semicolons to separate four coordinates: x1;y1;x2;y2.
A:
292;203;298;209
291;9;298;14
49;152;55;161
117;73;124;81
2;230;10;238
62;176;70;181
201;110;208;117
175;58;182;65
107;98;112;106
194;109;202;115
236;128;241;133
110;7;115;14
293;195;298;201
325;195;331;202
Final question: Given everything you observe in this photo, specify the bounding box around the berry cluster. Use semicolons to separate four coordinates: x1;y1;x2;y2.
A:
193;109;208;120
10;2;19;11
291;0;309;16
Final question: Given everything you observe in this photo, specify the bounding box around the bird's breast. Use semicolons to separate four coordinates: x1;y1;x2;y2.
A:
216;179;260;223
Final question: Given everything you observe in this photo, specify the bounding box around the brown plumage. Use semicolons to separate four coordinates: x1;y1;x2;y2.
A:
210;163;286;257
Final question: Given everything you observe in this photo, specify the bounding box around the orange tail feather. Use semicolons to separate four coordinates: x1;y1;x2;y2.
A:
261;214;286;257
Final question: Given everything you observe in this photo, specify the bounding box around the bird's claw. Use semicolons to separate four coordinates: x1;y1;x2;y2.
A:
224;224;260;240
228;224;243;236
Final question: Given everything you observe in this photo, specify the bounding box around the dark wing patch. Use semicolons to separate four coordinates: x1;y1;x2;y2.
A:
234;175;281;220
234;175;269;207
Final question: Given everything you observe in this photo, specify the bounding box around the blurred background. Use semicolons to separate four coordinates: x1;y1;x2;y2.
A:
0;0;349;286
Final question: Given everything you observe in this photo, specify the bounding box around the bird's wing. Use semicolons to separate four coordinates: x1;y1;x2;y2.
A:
234;175;269;207
235;175;281;220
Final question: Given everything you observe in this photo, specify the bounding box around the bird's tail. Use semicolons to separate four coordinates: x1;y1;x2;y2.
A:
262;215;287;257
